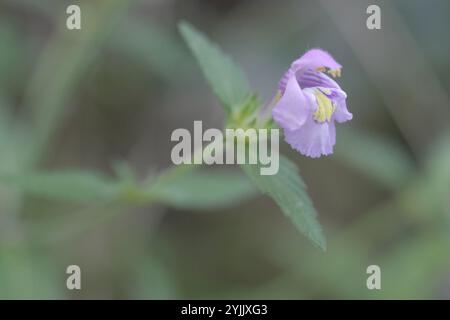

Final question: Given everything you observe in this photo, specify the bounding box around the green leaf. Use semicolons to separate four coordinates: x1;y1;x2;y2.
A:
241;156;326;250
335;127;415;190
178;21;251;112
153;169;256;210
0;170;121;203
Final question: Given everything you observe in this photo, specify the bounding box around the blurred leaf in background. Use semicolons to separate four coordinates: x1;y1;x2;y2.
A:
153;169;256;210
0;170;121;203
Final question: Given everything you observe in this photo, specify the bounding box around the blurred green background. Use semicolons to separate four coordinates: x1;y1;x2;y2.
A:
0;0;450;299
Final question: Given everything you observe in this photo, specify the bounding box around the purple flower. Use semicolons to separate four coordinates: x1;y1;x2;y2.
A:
272;48;352;158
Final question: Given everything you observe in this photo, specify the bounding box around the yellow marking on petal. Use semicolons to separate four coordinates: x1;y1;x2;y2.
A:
313;89;336;123
316;66;327;72
328;68;342;78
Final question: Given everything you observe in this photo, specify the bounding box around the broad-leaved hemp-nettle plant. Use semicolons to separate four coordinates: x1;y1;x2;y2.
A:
0;21;353;251
177;21;353;249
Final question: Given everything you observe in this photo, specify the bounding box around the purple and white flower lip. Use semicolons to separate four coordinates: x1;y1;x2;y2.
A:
272;48;352;158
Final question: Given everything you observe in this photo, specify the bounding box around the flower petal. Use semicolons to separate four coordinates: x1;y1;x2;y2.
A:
298;69;342;90
272;74;312;131
333;98;353;123
284;118;336;158
295;48;342;74
297;71;351;123
279;48;342;92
